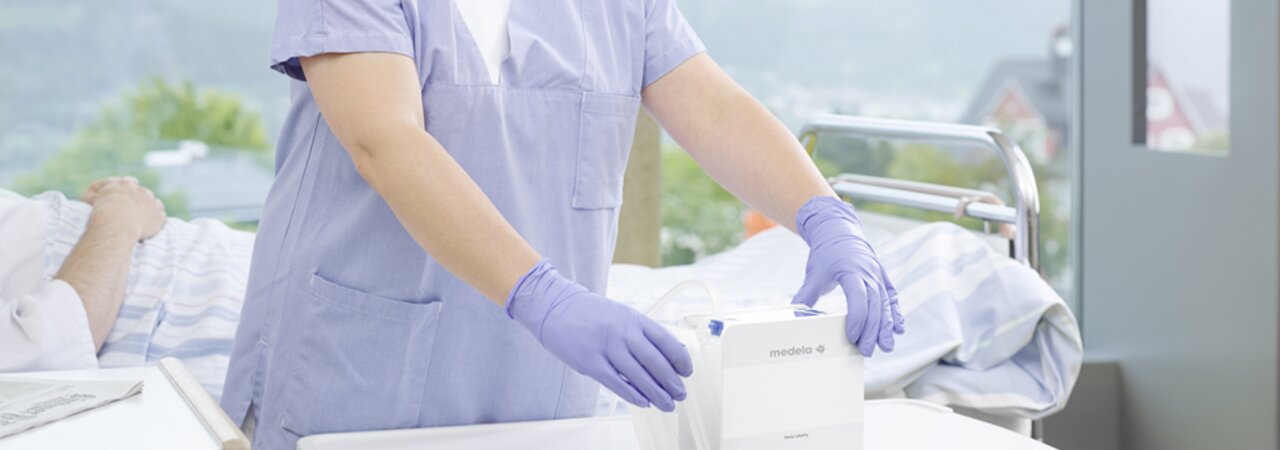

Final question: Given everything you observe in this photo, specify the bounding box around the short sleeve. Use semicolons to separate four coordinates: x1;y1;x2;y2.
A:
642;0;706;88
270;0;415;81
1;280;98;372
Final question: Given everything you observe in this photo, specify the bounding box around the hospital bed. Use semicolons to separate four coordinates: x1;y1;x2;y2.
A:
800;114;1044;438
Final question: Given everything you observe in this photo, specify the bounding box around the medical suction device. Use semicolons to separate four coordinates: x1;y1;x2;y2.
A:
630;282;865;450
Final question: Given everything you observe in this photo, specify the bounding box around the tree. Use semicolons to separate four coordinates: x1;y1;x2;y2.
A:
857;143;1006;229
660;146;746;266
13;78;270;218
1192;129;1229;153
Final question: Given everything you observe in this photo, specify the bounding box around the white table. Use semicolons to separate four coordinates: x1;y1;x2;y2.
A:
299;399;1056;450
0;366;220;450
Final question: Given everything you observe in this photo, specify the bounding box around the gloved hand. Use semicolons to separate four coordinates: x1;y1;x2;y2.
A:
508;260;692;412
792;196;905;357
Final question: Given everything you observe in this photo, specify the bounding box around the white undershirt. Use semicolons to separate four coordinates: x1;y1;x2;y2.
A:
455;0;512;83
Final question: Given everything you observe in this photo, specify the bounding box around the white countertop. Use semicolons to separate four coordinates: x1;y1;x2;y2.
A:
300;399;1055;450
0;366;219;450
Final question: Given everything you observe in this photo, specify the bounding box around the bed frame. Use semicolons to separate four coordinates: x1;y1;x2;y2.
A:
797;114;1044;438
800;114;1040;269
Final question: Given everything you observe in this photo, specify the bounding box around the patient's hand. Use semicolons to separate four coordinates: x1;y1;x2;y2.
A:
82;177;167;241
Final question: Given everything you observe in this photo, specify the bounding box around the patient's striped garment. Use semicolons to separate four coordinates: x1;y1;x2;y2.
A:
37;191;253;400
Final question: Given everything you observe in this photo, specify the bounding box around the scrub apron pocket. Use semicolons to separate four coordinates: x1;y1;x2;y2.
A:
278;273;443;437
572;93;642;209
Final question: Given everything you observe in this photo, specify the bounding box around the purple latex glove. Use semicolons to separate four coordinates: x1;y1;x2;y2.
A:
508;260;692;412
792;196;905;357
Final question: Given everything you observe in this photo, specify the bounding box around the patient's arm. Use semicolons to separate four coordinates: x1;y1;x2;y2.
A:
54;177;166;350
641;54;837;231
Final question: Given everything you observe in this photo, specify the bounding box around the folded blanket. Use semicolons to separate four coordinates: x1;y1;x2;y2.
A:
38;192;253;400
606;223;1082;419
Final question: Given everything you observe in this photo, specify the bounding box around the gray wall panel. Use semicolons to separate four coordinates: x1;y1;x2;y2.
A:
1079;1;1279;448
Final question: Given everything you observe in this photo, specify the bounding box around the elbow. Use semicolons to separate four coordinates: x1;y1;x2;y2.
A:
339;122;424;188
343;133;387;186
347;145;382;187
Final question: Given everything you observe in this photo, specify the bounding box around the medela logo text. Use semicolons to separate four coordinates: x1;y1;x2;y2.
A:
769;344;826;358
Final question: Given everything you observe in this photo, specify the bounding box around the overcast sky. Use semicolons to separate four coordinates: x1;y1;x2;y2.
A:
1148;0;1230;112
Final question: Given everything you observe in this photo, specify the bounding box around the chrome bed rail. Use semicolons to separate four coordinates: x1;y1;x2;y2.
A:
799;114;1041;270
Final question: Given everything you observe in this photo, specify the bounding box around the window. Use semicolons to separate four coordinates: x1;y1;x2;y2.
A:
1140;0;1230;154
664;0;1078;306
5;1;1079;307
0;2;284;227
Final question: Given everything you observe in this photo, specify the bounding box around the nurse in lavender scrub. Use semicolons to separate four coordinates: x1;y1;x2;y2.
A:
221;0;903;447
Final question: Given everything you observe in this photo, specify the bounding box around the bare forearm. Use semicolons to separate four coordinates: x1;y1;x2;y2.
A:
54;215;137;350
685;88;835;231
645;55;835;231
353;131;542;305
302;53;542;306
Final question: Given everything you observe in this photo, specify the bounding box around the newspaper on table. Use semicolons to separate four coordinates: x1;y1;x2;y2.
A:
0;377;144;439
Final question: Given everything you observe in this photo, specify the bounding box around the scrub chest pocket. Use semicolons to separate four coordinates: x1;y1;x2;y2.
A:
278;273;444;437
572;93;642;209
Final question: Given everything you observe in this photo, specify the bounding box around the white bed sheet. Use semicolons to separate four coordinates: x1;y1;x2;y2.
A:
606;222;1082;420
